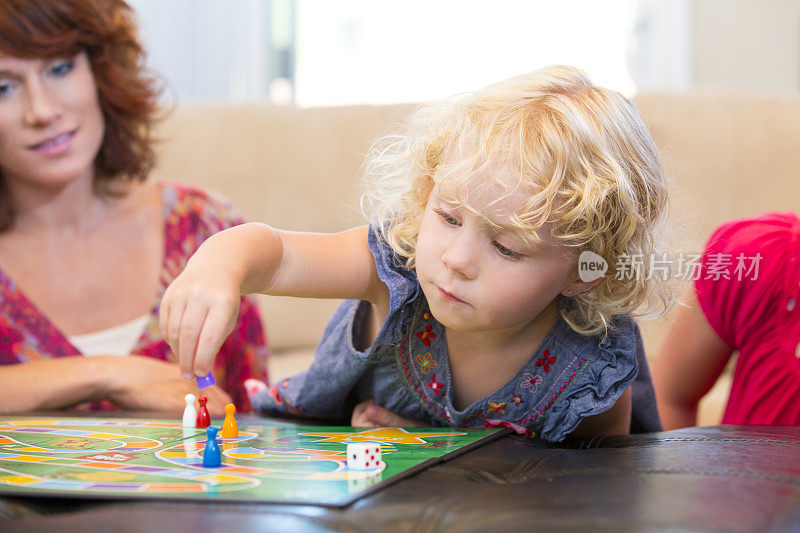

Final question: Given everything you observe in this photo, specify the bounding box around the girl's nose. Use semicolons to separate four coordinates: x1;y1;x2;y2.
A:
441;233;478;279
23;79;60;127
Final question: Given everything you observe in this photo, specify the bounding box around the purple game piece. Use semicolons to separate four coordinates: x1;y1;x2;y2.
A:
195;372;216;389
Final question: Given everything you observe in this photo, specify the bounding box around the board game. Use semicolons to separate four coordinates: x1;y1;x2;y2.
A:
0;417;504;507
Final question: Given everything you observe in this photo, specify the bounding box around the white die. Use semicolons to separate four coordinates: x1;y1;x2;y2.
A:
347;441;382;470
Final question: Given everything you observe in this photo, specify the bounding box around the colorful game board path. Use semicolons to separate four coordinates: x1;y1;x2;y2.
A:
301;428;464;444
0;417;504;506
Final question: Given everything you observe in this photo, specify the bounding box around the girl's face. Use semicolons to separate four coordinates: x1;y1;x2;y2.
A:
0;51;105;190
415;179;578;336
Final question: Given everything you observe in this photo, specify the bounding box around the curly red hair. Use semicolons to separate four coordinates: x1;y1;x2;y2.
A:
0;0;163;231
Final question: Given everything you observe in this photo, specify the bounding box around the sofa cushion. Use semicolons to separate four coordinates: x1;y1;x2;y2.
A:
153;94;800;419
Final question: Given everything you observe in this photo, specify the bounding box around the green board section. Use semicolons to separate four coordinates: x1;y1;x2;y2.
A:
0;417;503;506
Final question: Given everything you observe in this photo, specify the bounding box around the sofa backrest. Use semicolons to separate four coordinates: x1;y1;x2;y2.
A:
153;93;800;357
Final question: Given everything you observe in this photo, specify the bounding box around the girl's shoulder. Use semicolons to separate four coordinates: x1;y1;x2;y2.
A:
526;313;643;441
367;225;420;317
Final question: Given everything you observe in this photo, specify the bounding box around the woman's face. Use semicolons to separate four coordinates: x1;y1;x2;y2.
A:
0;51;105;190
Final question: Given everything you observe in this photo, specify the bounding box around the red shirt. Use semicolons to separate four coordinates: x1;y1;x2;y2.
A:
695;211;800;425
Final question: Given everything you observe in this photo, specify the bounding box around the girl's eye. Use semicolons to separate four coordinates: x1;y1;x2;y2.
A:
48;58;75;77
434;208;460;226
494;241;522;259
0;81;11;98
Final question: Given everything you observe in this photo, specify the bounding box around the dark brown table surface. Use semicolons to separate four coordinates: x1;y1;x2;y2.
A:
1;414;799;532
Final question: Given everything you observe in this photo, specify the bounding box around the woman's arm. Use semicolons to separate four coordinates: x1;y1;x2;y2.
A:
0;357;112;413
0;355;232;414
160;224;388;380
651;287;734;429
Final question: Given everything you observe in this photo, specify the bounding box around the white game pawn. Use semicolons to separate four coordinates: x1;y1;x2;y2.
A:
182;393;197;428
347;441;382;470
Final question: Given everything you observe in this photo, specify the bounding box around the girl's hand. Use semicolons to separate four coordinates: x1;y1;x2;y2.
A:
104;355;232;415
159;257;240;380
351;398;428;427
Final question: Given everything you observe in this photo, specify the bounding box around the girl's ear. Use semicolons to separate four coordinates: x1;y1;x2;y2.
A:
563;249;607;297
561;277;604;297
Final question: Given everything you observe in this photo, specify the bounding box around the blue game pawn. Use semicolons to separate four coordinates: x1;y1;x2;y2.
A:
202;426;221;468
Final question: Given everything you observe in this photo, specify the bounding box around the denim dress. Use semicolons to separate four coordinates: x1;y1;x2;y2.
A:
253;228;662;442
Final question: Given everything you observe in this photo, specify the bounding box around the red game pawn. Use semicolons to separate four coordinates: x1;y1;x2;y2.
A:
196;395;210;429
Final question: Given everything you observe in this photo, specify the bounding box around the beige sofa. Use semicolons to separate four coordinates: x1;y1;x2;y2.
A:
152;93;800;425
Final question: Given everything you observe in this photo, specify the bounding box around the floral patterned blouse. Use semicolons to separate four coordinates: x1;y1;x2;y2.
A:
0;182;269;412
253;226;660;442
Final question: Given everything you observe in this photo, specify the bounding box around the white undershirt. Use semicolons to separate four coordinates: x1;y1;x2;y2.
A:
68;314;149;356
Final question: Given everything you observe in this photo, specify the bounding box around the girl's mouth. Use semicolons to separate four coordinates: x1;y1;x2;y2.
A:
438;286;466;304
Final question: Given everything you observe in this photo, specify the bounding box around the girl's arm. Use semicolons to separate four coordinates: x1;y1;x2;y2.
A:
570;386;632;438
351;398;427;427
651;287;734;429
159;224;388;380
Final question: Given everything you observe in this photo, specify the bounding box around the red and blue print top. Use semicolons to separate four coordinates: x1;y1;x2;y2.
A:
0;182;269;412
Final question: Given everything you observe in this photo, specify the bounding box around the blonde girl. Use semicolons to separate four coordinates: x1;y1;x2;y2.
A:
160;65;669;441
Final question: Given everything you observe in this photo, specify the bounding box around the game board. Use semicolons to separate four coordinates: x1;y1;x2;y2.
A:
0;417;504;506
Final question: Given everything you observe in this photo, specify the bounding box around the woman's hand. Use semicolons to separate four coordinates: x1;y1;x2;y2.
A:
351;398;428;428
159;253;241;381
104;355;232;415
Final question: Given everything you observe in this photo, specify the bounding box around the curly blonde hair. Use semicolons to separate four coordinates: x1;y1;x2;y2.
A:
360;65;672;336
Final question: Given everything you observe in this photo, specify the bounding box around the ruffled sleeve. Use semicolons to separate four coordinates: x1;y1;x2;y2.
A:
364;226;419;349
536;315;643;442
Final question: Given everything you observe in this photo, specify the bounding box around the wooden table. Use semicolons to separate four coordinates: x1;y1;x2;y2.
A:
1;415;799;532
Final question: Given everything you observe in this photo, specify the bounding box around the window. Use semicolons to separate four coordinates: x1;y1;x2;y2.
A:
129;0;690;105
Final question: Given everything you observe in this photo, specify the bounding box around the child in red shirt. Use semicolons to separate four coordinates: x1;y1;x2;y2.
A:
653;211;800;428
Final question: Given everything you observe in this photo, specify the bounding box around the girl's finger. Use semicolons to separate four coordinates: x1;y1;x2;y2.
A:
193;302;236;377
176;302;209;379
167;300;186;370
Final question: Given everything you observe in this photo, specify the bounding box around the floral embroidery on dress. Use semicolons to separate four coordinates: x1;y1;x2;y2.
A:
414;352;438;374
464;410;483;422
483;419;534;437
415;324;437;347
520;372;542;391
269;385;282;405
394;294;608;438
427;373;444;396
535;348;557;373
487;402;506;414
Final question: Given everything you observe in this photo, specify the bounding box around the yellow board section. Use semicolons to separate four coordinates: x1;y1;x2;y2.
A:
85;433;125;439
0;475;39;484
159;452;188;458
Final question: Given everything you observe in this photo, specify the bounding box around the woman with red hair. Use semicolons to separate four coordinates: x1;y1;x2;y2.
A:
0;0;268;414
